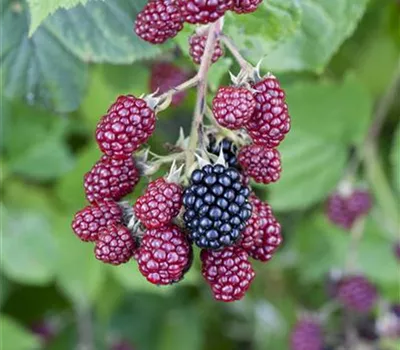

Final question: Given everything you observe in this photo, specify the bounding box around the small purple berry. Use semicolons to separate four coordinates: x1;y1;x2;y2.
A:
290;318;323;350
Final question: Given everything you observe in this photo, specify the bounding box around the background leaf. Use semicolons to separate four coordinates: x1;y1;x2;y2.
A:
0;315;41;350
262;0;370;73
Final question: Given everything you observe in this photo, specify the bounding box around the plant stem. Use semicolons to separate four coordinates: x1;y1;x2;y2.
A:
157;75;200;101
221;34;253;71
363;60;400;236
75;305;94;350
186;18;224;171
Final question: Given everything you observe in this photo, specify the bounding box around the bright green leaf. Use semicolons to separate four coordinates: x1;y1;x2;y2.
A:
262;0;369;73
28;0;88;35
266;129;347;211
0;315;41;350
225;0;301;59
1;208;58;285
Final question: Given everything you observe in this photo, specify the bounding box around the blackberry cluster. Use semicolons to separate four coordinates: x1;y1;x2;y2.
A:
183;164;252;249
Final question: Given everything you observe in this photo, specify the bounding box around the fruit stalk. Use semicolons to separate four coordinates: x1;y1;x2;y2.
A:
221;34;253;71
187;18;224;171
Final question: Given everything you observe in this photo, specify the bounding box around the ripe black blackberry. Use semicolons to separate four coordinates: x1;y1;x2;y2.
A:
183;164;252;249
207;137;238;168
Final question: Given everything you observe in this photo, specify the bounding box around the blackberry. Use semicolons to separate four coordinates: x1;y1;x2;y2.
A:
201;246;255;302
189;33;224;65
149;62;189;106
183;164;252;249
207;137;238;168
232;0;262;14
178;0;233;24
290;318;323;350
134;0;184;44
337;275;377;313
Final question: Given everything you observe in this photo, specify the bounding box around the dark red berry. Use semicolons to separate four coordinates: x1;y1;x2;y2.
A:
134;178;183;229
290;318;323;350
95;224;136;265
239;208;262;250
232;0;262;14
150;62;190;106
337;275;377;313
189;33;224;65
326;190;372;230
245;75;291;147
201;246;255;302
212;86;256;130
136;224;192;285
84;155;140;204
72;201;122;242
178;0;233;24
238;144;282;184
134;0;184;44
96;95;156;159
246;195;282;261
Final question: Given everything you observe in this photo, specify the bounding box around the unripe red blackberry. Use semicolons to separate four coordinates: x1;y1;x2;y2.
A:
134;0;184;44
96;95;156;159
290;318;323;350
239;209;262;250
84;155;140;204
134;178;183;229
72;201;122;242
201;246;255;302
245;75;291;147
178;0;233;24
95;224;137;265
232;0;262;14
246;195;282;261
212;86;256;130
189;34;224;65
136;224;192;285
337;275;378;313
150;62;190;106
238;144;282;184
326;189;372;230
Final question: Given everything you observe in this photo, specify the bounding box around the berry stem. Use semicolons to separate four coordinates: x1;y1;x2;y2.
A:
75;305;94;350
221;34;253;71
187;18;224;171
157;74;200;103
363;61;400;236
345;217;366;272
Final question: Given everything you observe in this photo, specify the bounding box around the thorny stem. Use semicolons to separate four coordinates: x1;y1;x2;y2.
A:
221;34;253;71
157;75;200;102
186;18;224;172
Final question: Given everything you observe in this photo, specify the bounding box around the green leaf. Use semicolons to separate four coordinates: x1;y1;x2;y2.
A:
53;214;105;306
158;306;203;350
27;0;88;35
224;0;301;58
44;0;163;64
391;123;400;193
55;144;101;211
1;2;87;112
266;129;347;211
1;208;58;285
3;102;75;180
265;77;373;211
262;0;369;73
0;315;41;350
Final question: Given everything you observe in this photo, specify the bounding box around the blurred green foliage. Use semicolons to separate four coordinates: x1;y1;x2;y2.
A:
1;0;399;349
